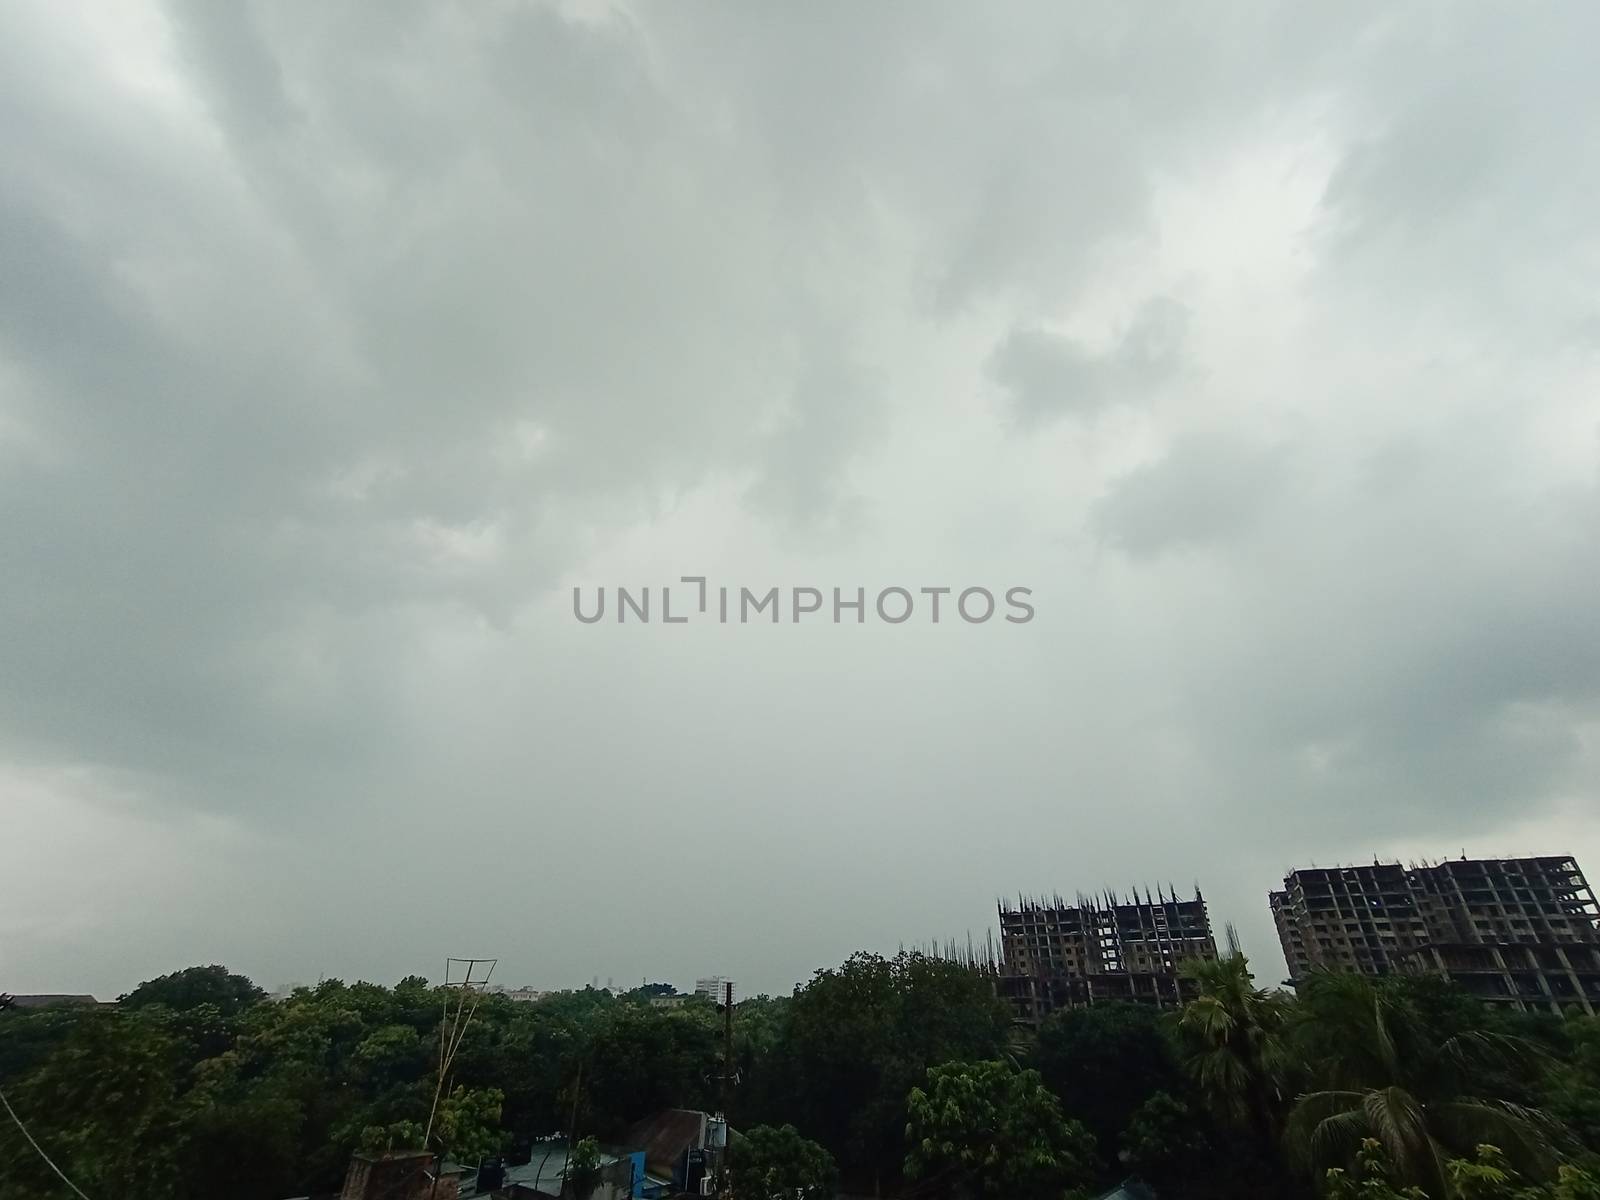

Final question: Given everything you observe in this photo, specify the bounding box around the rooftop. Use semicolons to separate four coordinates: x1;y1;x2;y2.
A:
0;994;101;1009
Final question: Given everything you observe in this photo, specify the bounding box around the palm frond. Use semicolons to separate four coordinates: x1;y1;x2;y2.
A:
1361;1086;1433;1182
1285;1090;1365;1167
1428;1099;1563;1179
1437;1030;1550;1080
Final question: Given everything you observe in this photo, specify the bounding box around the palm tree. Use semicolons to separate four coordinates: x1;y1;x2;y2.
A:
1286;971;1561;1197
1173;951;1296;1151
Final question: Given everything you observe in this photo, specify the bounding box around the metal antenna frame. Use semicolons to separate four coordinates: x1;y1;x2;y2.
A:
423;956;498;1152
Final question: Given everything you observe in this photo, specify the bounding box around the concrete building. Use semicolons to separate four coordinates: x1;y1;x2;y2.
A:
1270;854;1600;1015
1270;860;1425;979
692;976;735;1004
997;887;1219;1027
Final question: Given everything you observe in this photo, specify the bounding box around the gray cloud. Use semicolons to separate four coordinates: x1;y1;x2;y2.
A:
990;297;1190;425
2;0;1598;999
1090;431;1284;554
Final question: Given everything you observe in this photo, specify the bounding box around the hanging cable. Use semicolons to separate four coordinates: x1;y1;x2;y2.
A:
0;1080;94;1200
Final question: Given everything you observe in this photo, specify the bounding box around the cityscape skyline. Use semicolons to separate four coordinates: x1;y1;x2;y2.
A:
4;2;1598;1017
12;845;1597;1006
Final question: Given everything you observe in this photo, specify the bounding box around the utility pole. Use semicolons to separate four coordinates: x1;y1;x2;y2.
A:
711;981;735;1199
561;1058;584;1194
721;980;733;1117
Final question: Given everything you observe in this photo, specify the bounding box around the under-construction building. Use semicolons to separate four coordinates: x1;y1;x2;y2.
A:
997;887;1219;1027
1270;854;1600;1016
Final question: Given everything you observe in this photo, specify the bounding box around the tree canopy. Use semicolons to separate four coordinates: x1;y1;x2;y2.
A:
3;954;1600;1200
730;1123;838;1200
120;964;266;1017
904;1058;1098;1200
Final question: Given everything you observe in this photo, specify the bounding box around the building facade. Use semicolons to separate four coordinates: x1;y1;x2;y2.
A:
693;976;736;1004
997;888;1219;1027
1270;854;1600;1015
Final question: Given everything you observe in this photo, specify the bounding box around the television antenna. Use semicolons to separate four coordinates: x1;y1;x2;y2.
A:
423;956;497;1151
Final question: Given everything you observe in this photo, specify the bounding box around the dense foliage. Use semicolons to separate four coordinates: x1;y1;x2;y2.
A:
2;950;1599;1200
120;964;266;1017
1325;1139;1600;1200
905;1059;1097;1200
728;1123;837;1200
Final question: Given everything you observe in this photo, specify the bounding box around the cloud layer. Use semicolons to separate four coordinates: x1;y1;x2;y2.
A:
2;0;1597;996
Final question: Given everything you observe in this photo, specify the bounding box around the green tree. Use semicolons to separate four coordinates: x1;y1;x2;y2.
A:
348;1023;429;1090
904;1059;1098;1200
1324;1139;1429;1200
730;1124;838;1200
566;1134;603;1200
1551;1164;1600;1200
1031;1001;1184;1149
730;995;793;1131
576;1004;717;1137
1327;1140;1600;1200
492;1009;585;1135
779;952;1011;1189
0;1012;185;1200
1173;952;1295;1147
121;965;266;1017
1121;1090;1210;1188
1540;1016;1600;1156
434;1084;506;1165
625;983;679;1001
0;1004;103;1080
1287;972;1561;1196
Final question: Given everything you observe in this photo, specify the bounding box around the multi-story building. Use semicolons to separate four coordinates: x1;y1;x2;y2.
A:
997;887;1219;1027
1270;860;1426;979
1270;854;1600;1015
693;975;736;1004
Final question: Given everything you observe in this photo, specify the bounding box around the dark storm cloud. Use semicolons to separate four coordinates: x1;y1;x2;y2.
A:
2;0;1598;997
0;0;890;801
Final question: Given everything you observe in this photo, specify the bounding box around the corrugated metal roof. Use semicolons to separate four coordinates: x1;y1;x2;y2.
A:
624;1109;707;1178
1094;1181;1157;1200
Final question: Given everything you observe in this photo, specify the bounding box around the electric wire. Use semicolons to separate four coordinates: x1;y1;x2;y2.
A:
0;1079;94;1200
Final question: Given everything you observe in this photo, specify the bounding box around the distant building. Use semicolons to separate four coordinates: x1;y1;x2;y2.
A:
648;995;687;1009
693;976;735;1004
0;994;100;1010
1270;854;1600;1015
997;887;1218;1027
479;985;550;1003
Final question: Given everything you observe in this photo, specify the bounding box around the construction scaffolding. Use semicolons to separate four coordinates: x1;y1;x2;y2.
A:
994;886;1219;1026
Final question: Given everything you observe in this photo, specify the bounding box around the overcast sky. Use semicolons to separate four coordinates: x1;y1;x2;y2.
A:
3;1;1599;1000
